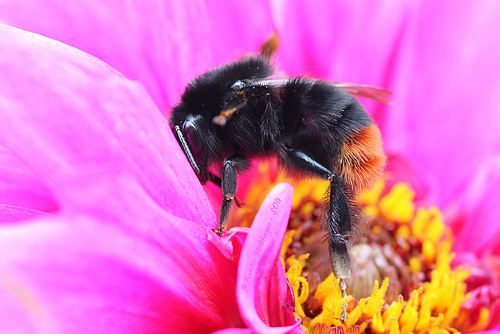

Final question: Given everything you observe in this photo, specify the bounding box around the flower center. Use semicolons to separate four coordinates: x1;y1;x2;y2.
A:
231;160;496;333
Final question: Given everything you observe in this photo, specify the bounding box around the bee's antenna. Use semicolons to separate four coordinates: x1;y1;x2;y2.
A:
212;107;238;126
213;91;248;126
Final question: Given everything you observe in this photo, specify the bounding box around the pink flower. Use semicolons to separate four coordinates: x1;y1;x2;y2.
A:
3;0;500;332
0;23;302;333
270;1;500;330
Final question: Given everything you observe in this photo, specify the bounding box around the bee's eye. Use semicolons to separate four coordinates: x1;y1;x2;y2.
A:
231;80;245;90
183;119;204;156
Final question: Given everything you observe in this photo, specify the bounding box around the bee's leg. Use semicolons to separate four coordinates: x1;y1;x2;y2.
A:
328;174;353;322
213;155;250;235
208;173;244;207
284;148;332;179
285;148;351;321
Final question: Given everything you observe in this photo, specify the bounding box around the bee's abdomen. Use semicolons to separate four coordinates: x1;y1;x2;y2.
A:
336;124;386;191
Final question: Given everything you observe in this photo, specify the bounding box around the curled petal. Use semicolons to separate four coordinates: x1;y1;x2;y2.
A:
237;183;303;333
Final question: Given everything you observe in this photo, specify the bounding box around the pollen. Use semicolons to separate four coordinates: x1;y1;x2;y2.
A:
379;183;415;223
233;160;497;333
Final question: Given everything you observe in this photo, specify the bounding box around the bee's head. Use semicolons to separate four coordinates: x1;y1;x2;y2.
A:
169;55;274;182
172;115;209;184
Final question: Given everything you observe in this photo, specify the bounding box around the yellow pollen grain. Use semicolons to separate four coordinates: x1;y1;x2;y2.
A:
362;205;379;218
409;256;422;273
300;202;316;215
438;230;453;254
289;178;328;210
396;225;411;239
372;225;382;235
311;180;329;203
291;185;311;209
422;239;436;263
379;183;415;223
357;180;385;206
412;207;445;243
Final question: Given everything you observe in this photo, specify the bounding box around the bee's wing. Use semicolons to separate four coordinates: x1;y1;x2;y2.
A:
251;79;392;104
331;82;392;104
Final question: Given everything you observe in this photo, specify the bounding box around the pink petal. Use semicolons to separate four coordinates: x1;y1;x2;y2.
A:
383;1;500;206
270;0;408;121
0;205;54;223
0;1;274;112
0;174;245;333
237;183;303;333
450;156;500;257
0;147;58;213
0;25;216;227
473;327;500;334
211;330;253;334
385;154;433;205
272;1;500;207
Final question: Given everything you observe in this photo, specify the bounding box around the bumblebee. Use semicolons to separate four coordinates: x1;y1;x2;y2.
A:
170;52;387;316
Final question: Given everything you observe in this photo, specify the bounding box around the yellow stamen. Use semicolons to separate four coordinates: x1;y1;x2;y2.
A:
415;296;432;332
345;298;366;326
399;287;420;333
357;180;385;206
382;296;403;329
409;256;422;273
412;207;445;243
379;183;415;223
371;311;385;332
364;278;389;317
234;161;488;333
422;239;436;263
281;230;298;267
395;225;411;239
286;253;310;318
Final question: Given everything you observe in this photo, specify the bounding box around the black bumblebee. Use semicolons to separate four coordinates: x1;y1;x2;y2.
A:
170;51;387;315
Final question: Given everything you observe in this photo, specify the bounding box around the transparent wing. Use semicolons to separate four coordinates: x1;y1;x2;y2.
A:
331;82;392;104
250;78;392;104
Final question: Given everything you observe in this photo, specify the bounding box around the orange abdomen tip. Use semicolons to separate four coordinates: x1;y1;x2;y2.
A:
338;124;386;192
